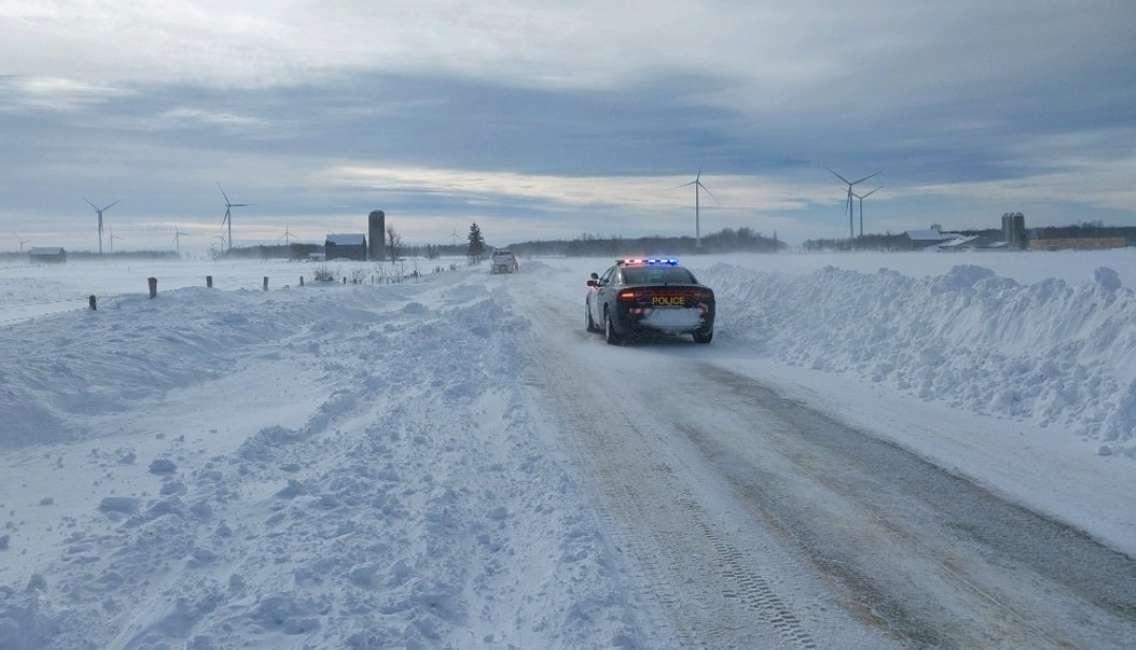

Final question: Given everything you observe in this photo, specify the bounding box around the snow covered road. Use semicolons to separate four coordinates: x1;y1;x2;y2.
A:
505;262;1136;648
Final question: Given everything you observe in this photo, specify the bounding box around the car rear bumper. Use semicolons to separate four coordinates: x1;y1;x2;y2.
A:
614;305;714;335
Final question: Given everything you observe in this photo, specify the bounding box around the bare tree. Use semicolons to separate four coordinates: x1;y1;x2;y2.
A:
386;225;402;261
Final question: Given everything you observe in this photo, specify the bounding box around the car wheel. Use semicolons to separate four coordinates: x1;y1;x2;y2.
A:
585;303;599;332
693;329;713;344
604;308;622;345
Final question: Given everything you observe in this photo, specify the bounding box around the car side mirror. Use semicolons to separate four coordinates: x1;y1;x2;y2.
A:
590;272;599;280
586;279;599;287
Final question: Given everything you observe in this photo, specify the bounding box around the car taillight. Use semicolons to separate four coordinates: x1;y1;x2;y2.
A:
618;290;637;301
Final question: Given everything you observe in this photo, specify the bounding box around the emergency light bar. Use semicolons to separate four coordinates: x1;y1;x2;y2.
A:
616;257;679;266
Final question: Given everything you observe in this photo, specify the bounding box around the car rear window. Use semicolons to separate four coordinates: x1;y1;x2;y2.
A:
621;266;696;284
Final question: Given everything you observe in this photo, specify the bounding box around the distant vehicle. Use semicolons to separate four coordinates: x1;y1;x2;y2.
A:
585;258;715;344
491;250;519;273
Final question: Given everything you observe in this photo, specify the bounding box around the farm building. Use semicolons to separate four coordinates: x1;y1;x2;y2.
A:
902;226;953;250
324;233;367;261
28;247;66;263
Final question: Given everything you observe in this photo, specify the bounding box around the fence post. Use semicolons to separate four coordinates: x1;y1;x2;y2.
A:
88;295;97;311
299;276;304;287
148;277;158;299
206;275;213;288
263;276;269;291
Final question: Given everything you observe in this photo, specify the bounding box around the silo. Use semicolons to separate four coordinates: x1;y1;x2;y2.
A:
368;210;386;260
1012;213;1026;249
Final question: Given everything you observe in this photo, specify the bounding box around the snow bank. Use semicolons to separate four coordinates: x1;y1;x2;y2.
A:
0;274;647;648
702;263;1136;457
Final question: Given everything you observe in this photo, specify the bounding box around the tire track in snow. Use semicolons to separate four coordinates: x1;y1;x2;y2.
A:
517;287;871;649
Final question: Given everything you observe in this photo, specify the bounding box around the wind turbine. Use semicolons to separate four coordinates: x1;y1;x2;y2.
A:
674;170;718;248
18;238;29;252
450;228;459;248
217;183;249;252
280;226;294;246
827;168;880;239
84;198;120;255
173;226;189;255
851;186;883;238
107;227;121;253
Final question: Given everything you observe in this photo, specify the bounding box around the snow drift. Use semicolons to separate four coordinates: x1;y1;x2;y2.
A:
0;276;647;648
702;263;1136;457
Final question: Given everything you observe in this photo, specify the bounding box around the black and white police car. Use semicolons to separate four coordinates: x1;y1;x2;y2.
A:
585;258;715;344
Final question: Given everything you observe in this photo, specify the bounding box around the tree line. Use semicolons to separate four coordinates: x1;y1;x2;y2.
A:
504;227;784;257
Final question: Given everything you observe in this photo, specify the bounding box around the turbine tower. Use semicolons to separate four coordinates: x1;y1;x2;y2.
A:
674;170;718;248
174;226;189;255
217;183;249;253
851;186;882;238
84;198;120;255
827;168;880;239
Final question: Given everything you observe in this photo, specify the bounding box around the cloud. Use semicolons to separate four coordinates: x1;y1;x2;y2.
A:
0;76;131;111
157;107;268;130
326;164;839;213
0;2;1132;251
3;2;1130;103
912;129;1136;211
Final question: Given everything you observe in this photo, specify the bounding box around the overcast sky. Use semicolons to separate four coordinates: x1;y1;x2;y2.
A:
2;1;1134;250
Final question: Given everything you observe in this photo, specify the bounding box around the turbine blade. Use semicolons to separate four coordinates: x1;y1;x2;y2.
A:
862;186;882;198
826;167;852;185
217;183;231;205
698;181;721;205
672;181;697;189
231;203;250;207
84;198;98;210
851;171;881;185
103;200;120;211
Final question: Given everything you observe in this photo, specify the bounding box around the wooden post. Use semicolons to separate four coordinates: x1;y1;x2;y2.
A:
206;275;213;288
299;276;304;287
88;295;97;311
148;277;158;299
343;277;347;284
263;276;268;291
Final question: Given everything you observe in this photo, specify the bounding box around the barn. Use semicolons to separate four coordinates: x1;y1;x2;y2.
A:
28;247;67;263
324;233;367;261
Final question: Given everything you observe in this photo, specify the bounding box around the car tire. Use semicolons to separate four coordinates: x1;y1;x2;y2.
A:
604;308;622;345
693;329;713;344
585;303;599;332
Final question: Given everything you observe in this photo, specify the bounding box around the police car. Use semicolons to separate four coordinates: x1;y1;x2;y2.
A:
585;258;715;344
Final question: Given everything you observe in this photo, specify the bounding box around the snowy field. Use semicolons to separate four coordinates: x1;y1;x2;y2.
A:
0;257;446;326
2;251;1135;647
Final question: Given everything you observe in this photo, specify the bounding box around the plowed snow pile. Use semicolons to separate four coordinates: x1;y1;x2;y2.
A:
702;263;1136;457
0;273;647;649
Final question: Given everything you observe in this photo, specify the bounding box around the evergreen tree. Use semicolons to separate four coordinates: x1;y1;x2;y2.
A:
467;222;486;262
